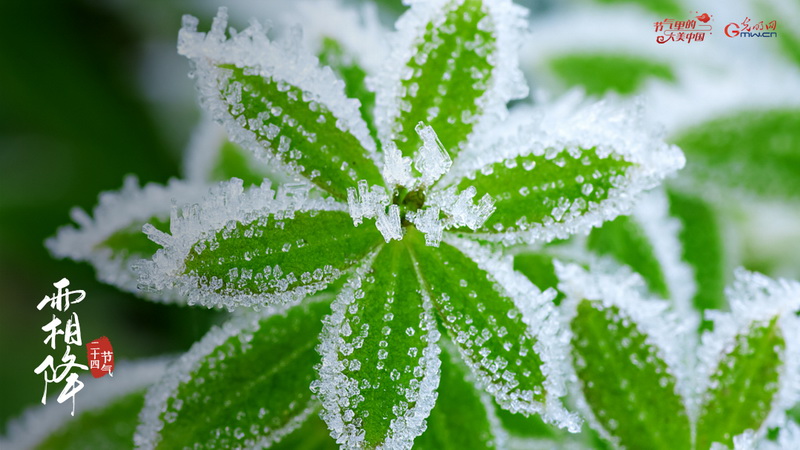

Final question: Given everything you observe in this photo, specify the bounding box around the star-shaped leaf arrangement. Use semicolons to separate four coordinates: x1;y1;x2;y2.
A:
48;1;684;448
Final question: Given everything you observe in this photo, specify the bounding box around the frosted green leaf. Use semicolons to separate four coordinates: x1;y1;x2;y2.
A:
135;300;330;449
588;215;670;299
178;10;383;200
443;97;685;245
408;231;577;428
696;318;784;449
667;189;726;316
315;240;441;449
549;53;675;96
377;0;528;160
459;147;633;235
1;359;168;450
138;180;383;309
318;37;378;143
209;140;275;186
46;176;204;303
571;299;691;449
35;392;144;450
415;344;500;449
672;109;800;199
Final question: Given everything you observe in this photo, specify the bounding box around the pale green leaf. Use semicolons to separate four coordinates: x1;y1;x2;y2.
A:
415;343;499;449
588;215;670;299
179;10;383;200
381;0;527;160
591;0;682;16
696;318;784;450
571;299;691;449
408;231;576;428
672;109;800;199
549;53;675;96
318;37;378;143
315;240;441;449
135;299;330;449
269;408;338;450
667;189;726;318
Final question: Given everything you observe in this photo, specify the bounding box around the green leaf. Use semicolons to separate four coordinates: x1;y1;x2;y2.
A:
383;0;527;160
46;177;203;302
571;299;691;449
513;251;566;305
696;318;784;449
136;299;331;449
667;189;726;317
591;0;682;16
210;140;275;186
588;215;670;299
408;230;576;428
315;240;441;448
179;11;383;200
36;391;145;450
415;343;499;449
672;109;800;199
269;409;338;450
183;210;381;307
318;37;378;143
458;147;633;235
548;53;675;96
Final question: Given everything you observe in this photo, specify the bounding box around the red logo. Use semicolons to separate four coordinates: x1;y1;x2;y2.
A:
654;12;713;44
86;337;114;378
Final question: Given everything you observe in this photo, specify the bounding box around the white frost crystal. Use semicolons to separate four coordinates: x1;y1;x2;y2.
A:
46;176;207;303
413;122;452;187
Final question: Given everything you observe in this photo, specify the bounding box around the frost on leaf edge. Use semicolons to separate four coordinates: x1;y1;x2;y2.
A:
136;178;345;310
45;176;207;304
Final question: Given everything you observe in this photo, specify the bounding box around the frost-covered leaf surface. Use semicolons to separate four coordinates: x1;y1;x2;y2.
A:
315;242;441;449
318;37;378;143
135;300;329;449
0;359;169;450
414;344;501;450
696;269;800;448
375;0;528;160
570;299;691;449
558;264;694;449
667;189;726;315
696;318;784;450
138;179;380;308
410;231;579;429
672;109;800;199
269;411;338;450
46;176;205;302
178;9;382;200
444;96;685;245
548;53;675;96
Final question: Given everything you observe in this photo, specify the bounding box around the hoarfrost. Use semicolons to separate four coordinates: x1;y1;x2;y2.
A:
136;178;345;309
46;176;206;303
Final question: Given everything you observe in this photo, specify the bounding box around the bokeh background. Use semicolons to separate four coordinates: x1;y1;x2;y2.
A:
2;0;799;436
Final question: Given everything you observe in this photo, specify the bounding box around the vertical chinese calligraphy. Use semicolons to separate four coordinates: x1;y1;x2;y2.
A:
34;278;88;415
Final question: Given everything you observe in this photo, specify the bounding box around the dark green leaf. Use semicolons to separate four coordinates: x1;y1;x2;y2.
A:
513;251;566;305
415;344;498;449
